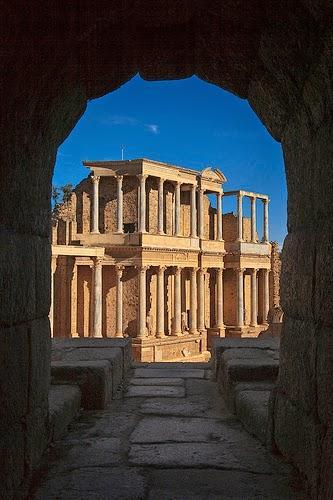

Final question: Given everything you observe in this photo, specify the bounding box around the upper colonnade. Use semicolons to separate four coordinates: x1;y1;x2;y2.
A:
82;158;269;246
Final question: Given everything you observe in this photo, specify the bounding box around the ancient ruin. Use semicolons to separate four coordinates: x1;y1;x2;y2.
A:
51;158;280;361
2;2;332;498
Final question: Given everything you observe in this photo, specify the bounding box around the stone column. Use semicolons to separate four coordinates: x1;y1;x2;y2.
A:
237;193;243;242
198;188;204;239
217;192;223;241
156;266;166;337
250;268;258;327
263;268;270;324
138;174;147;233
158;178;164;235
116;175;124;234
189;267;198;334
172;267;182;335
174;181;181;236
70;259;79;338
91;175;100;234
137;266;148;338
251;196;257;243
236;268;244;327
198;268;206;332
115;265;124;337
93;257;103;337
190;184;197;237
216;267;224;330
263;199;269;243
50;255;57;338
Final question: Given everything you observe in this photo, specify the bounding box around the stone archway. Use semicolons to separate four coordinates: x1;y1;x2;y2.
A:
1;2;332;497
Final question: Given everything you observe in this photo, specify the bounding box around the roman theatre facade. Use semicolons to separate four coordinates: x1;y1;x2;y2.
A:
51;158;279;362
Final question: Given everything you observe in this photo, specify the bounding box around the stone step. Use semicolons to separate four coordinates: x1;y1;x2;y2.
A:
48;385;81;442
234;387;272;445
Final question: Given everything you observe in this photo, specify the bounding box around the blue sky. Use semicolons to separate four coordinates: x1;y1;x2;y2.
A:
54;75;287;246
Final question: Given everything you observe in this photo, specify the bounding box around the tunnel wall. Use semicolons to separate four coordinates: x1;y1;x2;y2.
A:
1;2;332;497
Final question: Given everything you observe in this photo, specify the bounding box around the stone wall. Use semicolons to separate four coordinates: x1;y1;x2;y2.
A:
2;2;332;497
269;242;281;307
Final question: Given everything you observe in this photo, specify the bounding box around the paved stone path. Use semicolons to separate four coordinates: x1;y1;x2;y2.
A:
31;363;299;499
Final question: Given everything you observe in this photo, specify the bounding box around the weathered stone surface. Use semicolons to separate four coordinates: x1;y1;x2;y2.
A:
126;385;185;398
48;385;81;442
130;377;184;386
235;390;271;445
148;469;294;500
34;467;146;500
51;360;113;410
130;416;244;444
2;2;333;496
133;367;205;379
129;442;291;475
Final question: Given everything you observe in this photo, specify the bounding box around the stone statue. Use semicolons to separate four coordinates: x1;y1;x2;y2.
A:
146;311;153;336
181;311;189;332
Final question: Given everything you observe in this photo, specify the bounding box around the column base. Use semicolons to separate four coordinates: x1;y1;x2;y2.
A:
171;331;183;337
91;230;100;235
156;332;165;339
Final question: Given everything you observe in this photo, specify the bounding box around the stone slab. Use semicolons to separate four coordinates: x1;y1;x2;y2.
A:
52;346;123;395
148;469;294;500
140;396;231;419
126;386;185;398
130;416;244;444
133;368;205;379
51;360;112;410
130;377;184;386
34;467;146;500
52;338;132;373
129;442;291;475
48;385;81;442
235;389;271;445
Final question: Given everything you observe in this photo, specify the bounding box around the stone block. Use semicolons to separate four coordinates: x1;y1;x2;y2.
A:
316;326;333;426
48;385;81;442
51;360;113;410
126;385;185;398
148;469;294;500
133;368;205;379
52;345;123;395
235;389;271;445
130;377;184;386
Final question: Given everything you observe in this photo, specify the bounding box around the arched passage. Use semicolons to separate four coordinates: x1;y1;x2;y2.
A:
1;2;332;497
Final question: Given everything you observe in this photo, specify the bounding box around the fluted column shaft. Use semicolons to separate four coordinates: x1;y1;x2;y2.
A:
263;199;269;243
189;268;198;333
138;266;147;338
91;176;100;234
251;196;256;243
216;268;224;328
115;266;124;337
173;267;182;335
237;193;243;242
263;268;270;324
250;268;258;326
175;182;181;236
93;257;103;337
217;192;223;241
198;188;204;239
138;175;147;233
198;268;206;331
50;255;57;338
158;178;164;234
156;266;166;337
190;185;197;237
116;175;124;233
236;268;244;327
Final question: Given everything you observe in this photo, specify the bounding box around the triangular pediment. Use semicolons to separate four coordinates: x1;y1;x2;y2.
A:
201;167;227;183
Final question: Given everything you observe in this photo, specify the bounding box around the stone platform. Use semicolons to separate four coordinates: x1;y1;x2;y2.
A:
214;338;280;445
30;361;302;499
132;332;208;362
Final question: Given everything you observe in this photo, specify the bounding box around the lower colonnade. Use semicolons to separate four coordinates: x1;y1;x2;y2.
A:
51;257;271;352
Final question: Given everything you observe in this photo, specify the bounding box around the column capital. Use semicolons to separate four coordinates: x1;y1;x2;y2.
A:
115;264;125;274
174;266;182;276
262;197;269;204
116;174;123;182
191;267;199;273
238;192;244;199
250;267;259;275
234;267;245;274
158;177;165;185
94;256;103;267
199;267;207;274
158;265;167;273
216;267;224;274
136;265;149;273
137;173;148;182
91;175;100;184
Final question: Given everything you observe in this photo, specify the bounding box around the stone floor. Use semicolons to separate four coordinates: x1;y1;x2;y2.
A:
30;363;302;499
